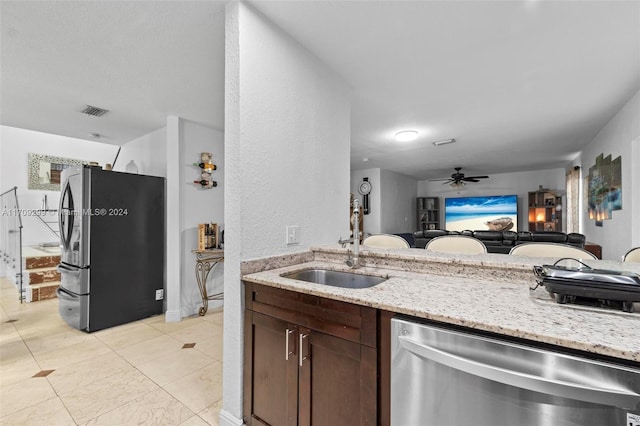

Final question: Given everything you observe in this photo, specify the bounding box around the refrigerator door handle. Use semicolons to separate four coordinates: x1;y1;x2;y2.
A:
57;264;81;274
59;180;75;249
398;335;640;408
56;287;78;301
58;184;64;247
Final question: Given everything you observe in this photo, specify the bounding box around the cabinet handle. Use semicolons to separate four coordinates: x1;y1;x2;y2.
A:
299;333;309;367
285;328;294;360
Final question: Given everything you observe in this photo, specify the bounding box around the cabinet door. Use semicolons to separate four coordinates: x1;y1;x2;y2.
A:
298;327;377;426
245;311;298;426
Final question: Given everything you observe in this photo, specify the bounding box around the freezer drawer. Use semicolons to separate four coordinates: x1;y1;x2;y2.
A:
57;287;89;330
58;263;89;295
391;317;640;426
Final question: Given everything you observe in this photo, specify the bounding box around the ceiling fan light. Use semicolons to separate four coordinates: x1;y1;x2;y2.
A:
450;181;465;188
395;130;419;142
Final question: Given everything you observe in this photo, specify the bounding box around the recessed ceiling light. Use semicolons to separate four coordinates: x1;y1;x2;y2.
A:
88;133;101;138
395;130;419;142
362;158;369;162
432;138;456;146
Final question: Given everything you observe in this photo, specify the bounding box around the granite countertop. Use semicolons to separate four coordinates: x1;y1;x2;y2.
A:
242;245;640;363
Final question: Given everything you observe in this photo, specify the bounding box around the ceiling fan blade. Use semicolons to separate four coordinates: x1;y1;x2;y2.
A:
430;168;489;183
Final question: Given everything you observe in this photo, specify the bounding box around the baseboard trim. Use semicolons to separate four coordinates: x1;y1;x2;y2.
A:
164;309;181;323
219;409;244;426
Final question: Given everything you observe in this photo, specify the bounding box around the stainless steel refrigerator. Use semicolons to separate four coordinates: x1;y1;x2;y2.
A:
57;165;165;332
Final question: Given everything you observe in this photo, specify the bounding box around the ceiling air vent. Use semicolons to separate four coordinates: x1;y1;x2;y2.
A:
81;105;109;117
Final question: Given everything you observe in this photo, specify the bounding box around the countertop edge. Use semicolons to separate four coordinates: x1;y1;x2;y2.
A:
241;248;640;364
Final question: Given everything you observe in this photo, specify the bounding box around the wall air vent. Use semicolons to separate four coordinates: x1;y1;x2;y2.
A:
81;105;109;117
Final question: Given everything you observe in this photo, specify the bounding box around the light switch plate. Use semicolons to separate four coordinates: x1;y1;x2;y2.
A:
286;225;300;245
155;289;164;300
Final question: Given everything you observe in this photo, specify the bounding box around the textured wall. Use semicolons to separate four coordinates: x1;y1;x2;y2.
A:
350;168;418;235
179;121;224;317
221;3;242;423
580;89;640;260
222;2;351;424
113;127;167;177
380;169;418;233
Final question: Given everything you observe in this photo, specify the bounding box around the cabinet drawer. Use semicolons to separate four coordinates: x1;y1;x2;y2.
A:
244;282;376;347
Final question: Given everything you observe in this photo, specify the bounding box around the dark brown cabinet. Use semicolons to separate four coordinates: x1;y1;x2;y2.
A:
244;282;378;426
246;312;298;426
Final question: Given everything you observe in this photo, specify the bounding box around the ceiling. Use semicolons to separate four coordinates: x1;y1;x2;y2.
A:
2;1;639;181
0;1;226;143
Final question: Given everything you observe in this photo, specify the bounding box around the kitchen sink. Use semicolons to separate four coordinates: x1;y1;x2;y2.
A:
282;269;387;289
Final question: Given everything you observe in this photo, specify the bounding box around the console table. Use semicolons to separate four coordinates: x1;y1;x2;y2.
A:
192;249;224;316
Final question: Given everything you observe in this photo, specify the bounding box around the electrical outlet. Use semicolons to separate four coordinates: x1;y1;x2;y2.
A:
155;289;164;300
286;225;300;245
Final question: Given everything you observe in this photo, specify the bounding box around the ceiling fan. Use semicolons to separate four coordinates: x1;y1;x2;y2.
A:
431;167;489;187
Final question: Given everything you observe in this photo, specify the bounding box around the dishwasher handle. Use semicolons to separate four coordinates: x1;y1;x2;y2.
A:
398;335;640;409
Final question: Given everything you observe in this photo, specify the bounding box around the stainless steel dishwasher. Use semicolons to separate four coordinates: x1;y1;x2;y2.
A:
391;317;640;426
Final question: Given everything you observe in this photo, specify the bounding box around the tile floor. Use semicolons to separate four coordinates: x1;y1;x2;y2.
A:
0;278;223;425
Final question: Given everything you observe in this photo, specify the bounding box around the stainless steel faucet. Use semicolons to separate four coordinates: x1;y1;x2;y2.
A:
338;198;360;268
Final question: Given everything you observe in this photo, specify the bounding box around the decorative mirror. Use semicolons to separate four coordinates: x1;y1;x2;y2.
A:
28;153;88;191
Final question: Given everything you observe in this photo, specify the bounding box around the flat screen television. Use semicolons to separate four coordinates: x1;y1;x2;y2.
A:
444;194;518;232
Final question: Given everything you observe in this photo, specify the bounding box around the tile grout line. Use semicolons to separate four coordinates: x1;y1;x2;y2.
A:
78;323;218;425
1;279;224;425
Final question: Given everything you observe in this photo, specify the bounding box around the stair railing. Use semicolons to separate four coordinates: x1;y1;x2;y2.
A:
1;186;24;302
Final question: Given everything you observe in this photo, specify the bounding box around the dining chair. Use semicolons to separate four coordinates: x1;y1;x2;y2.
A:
363;234;410;249
424;235;487;254
622;247;640;262
509;242;597;260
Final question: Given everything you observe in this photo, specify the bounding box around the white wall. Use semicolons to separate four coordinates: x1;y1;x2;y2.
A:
0;133;4;278
179;120;224;317
113;127;167;177
0;133;3;193
351;168;418;235
580;89;640;260
0;126;119;247
222;2;351;424
380;169;417;233
350;168;381;235
418;168;566;232
165;118;182;322
632;136;640;248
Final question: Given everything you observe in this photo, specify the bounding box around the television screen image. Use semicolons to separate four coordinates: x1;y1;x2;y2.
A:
445;195;518;232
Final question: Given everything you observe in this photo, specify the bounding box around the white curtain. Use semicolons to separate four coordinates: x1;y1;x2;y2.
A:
566;167;581;233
